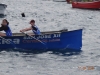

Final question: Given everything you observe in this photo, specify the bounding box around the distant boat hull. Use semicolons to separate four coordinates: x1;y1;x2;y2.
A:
0;4;7;15
72;1;100;9
0;29;82;51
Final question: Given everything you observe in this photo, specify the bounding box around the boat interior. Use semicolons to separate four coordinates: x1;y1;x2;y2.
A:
12;29;68;36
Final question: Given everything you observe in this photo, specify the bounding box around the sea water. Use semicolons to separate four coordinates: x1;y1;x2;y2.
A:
0;0;100;75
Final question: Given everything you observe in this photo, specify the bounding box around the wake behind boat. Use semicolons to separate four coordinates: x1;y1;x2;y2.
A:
0;3;7;15
0;29;83;51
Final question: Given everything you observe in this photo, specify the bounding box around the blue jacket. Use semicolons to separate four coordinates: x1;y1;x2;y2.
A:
32;25;41;35
4;25;12;36
0;25;12;36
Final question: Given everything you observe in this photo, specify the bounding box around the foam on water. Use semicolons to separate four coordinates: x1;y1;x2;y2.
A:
0;0;100;75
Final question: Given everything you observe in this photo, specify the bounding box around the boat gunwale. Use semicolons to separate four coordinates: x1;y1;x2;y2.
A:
12;29;82;36
12;29;68;36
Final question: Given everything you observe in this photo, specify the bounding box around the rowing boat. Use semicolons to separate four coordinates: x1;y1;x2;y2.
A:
0;29;82;51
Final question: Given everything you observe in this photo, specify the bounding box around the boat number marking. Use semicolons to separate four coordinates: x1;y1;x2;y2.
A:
0;39;20;44
23;33;61;39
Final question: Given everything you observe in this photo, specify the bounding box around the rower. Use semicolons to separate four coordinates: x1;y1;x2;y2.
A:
20;19;41;35
0;19;12;36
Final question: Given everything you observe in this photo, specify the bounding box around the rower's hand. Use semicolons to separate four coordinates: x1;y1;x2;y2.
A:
20;30;26;34
20;30;23;32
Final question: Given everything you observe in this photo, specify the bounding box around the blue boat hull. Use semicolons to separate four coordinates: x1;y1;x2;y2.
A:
0;29;82;51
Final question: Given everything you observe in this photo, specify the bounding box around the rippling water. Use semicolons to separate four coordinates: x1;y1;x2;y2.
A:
0;0;100;75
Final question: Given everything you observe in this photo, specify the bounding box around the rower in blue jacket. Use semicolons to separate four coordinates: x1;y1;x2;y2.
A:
20;19;41;35
0;19;12;36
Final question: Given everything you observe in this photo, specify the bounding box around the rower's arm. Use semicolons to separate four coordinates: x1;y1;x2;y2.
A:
20;27;32;32
0;26;8;31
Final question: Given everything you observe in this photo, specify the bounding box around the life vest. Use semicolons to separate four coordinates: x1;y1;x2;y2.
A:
4;25;12;36
32;25;41;35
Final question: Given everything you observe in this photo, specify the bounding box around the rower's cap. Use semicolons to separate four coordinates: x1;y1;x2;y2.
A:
30;20;35;23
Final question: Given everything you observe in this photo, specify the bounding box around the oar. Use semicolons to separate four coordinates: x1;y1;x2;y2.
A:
21;31;46;45
0;36;17;49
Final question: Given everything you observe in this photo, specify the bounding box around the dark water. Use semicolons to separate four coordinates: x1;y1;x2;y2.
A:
0;0;100;75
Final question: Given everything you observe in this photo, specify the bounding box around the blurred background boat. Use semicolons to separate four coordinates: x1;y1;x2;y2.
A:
72;1;100;9
0;3;7;15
